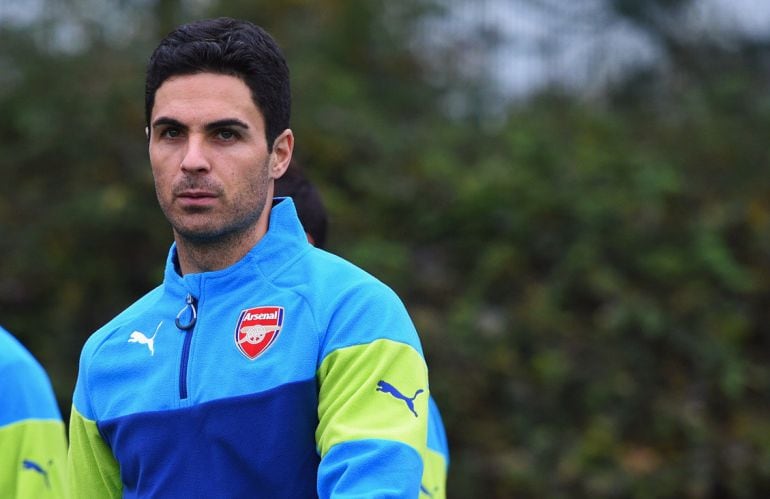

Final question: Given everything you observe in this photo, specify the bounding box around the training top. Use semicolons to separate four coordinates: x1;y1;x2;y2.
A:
68;198;431;498
0;326;68;498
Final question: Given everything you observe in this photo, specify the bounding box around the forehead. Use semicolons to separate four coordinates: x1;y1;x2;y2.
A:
152;72;264;126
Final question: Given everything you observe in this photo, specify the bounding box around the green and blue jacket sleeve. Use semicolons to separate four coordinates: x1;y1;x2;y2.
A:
0;329;68;499
67;335;122;498
421;396;449;498
315;280;429;497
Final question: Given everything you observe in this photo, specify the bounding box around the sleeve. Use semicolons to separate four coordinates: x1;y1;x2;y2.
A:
420;396;449;499
67;345;122;498
0;351;69;498
315;282;429;498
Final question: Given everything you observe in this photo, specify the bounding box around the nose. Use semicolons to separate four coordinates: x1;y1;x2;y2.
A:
179;136;211;173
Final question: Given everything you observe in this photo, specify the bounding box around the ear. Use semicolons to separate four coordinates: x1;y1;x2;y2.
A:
269;129;294;180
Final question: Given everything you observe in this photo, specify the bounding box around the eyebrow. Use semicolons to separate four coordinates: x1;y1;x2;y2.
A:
151;116;186;130
151;117;251;132
204;119;250;131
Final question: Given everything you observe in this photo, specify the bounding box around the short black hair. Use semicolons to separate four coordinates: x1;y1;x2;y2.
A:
145;17;290;150
275;161;328;249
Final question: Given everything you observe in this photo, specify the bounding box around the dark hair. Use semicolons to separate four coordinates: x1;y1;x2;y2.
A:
145;17;290;150
275;161;328;249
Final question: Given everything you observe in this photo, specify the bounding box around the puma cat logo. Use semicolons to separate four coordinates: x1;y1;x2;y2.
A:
128;321;163;356
376;380;424;417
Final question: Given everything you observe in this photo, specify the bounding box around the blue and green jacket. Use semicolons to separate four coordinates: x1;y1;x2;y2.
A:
69;199;437;498
0;326;68;498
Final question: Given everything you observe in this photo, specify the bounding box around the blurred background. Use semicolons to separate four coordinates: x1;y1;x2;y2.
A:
2;0;770;496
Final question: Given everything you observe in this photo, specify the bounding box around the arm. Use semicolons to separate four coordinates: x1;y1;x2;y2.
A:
315;284;429;498
0;356;68;499
67;349;122;498
421;396;450;499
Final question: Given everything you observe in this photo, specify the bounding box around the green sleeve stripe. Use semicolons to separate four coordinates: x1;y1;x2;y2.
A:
0;419;68;498
316;339;429;457
67;406;122;498
420;448;448;499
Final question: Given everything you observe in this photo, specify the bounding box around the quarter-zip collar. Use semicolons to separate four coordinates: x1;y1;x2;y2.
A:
161;197;311;301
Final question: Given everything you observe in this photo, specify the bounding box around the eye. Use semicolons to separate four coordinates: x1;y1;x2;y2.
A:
159;127;182;139
215;128;240;141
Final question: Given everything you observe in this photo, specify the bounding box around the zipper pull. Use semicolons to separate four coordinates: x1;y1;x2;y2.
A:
175;293;197;330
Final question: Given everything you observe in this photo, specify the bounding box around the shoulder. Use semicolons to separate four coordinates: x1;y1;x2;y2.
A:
289;249;423;354
302;248;395;292
79;285;165;364
285;248;406;315
0;327;61;424
74;285;166;418
0;328;53;393
0;327;38;372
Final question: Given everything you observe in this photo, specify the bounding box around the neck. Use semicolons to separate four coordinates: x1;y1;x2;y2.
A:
174;217;269;275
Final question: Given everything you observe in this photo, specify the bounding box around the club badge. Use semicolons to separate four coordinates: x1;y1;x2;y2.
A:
234;306;284;360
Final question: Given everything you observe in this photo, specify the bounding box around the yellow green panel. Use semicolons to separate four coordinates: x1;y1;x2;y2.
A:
317;339;429;457
421;448;448;499
67;406;121;499
0;419;68;498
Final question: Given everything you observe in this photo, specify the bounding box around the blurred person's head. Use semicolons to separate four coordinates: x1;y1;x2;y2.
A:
275;161;328;249
144;17;291;151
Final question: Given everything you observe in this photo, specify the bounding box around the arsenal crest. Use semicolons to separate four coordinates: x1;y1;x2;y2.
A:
234;306;284;360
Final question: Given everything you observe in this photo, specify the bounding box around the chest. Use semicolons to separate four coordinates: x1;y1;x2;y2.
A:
90;289;321;419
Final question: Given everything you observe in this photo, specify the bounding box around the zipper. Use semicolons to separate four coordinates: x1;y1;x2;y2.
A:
175;293;198;400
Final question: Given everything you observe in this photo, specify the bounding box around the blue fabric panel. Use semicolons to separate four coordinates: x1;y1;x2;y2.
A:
0;327;62;425
427;396;449;465
99;379;320;498
318;439;423;498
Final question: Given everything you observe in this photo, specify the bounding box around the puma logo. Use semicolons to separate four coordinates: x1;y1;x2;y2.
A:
22;459;50;489
128;321;163;356
376;380;424;417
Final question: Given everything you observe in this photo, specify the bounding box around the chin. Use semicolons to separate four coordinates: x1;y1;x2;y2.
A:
173;224;223;242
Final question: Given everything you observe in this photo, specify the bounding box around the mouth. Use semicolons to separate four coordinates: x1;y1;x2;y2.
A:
177;189;217;198
175;190;219;208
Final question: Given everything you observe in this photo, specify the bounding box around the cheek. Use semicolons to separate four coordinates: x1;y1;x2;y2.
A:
149;149;176;181
231;152;269;186
149;142;180;170
149;163;174;200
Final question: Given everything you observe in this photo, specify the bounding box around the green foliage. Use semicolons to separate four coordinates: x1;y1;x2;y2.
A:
421;93;770;496
3;0;770;497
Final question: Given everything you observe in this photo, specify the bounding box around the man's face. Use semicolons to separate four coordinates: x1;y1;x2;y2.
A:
149;72;278;244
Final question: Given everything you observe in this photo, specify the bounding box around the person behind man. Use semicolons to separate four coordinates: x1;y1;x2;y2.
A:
276;163;450;498
69;17;432;497
274;161;328;249
0;326;68;498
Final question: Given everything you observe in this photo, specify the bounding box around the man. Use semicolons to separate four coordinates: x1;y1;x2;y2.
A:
276;165;450;498
69;18;431;497
0;326;68;498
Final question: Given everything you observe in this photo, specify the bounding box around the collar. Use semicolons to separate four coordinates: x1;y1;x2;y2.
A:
162;197;310;299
